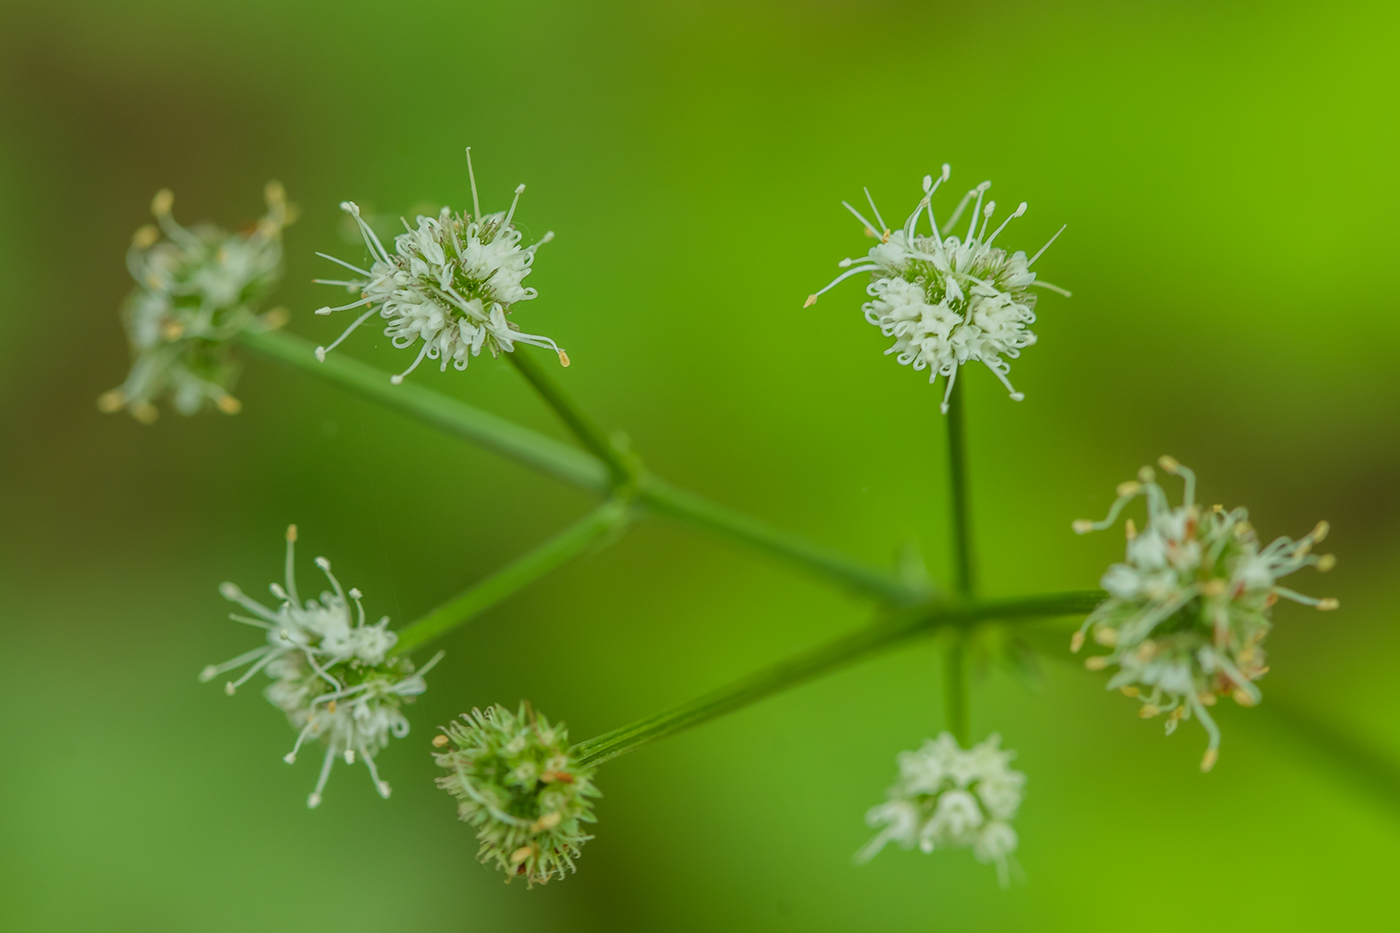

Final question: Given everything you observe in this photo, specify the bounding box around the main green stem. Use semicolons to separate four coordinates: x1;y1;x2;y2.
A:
236;329;921;604
943;378;974;745
389;500;630;657
572;590;1104;767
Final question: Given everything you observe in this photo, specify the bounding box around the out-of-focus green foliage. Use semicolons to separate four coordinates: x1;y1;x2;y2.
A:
1;1;1397;929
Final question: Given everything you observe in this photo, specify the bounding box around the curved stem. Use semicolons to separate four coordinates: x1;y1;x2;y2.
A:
508;347;636;488
235;329;920;603
573;590;1104;767
390;500;632;657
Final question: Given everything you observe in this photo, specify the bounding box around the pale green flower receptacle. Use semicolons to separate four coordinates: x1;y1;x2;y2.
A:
434;703;599;886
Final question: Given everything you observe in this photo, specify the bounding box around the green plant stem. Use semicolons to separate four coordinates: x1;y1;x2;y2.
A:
943;635;970;745
236;329;921;603
944;378;975;598
389;500;631;657
943;378;975;743
507;348;636;488
573;590;1104;767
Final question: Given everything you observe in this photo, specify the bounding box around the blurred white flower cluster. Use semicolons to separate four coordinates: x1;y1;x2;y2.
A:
434;703;599;886
99;183;290;422
858;732;1024;886
315;150;565;383
200;525;441;807
806;165;1067;412
1072;457;1336;771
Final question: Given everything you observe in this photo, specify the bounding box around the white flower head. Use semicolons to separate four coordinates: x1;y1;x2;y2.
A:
806;165;1068;412
433;703;600;886
314;149;566;384
857;732;1025;887
199;525;442;807
1072;457;1338;771
99;183;291;422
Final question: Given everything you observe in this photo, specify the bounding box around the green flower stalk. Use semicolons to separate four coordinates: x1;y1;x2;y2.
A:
99;183;291;421
434;703;600;886
1072;457;1337;771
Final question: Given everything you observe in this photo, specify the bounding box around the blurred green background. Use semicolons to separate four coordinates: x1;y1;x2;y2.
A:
2;0;1398;929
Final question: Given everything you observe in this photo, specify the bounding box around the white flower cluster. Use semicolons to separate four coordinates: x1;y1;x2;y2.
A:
315;150;565;383
806;165;1068;412
200;525;442;807
858;732;1024;886
99;183;290;422
1072;457;1337;771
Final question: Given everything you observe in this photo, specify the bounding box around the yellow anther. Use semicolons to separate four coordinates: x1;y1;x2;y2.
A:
1201;579;1226;597
286;524;298;542
216;395;242;415
261;307;290;329
1120;686;1139;697
151;188;174;217
509;845;535;865
132;224;160;248
431;734;450;748
1093;627;1118;647
1139;704;1160;719
1084;656;1108;671
1157;455;1180;473
1071;519;1094;535
161;320;185;341
1137;466;1155;483
557;350;571;368
1311;521;1330;543
803;294;819;308
1115;481;1142;497
1124;518;1136;540
132;402;159;424
1317;598;1339;611
530;812;561;833
1070;630;1085;653
1232;689;1257;707
97;389;125;413
1200;749;1218;772
1316;554;1336;572
264;179;286;205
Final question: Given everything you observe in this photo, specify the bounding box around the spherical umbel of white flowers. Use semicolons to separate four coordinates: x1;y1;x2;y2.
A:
858;732;1025;887
1072;457;1337;772
314;148;566;384
806;165;1069;412
199;525;442;808
433;703;600;887
98;183;291;423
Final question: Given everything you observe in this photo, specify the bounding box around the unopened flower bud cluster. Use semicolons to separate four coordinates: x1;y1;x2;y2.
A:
200;526;440;807
433;703;599;886
806;166;1068;412
99;183;291;422
1072;458;1336;771
315;150;566;384
858;732;1024;886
